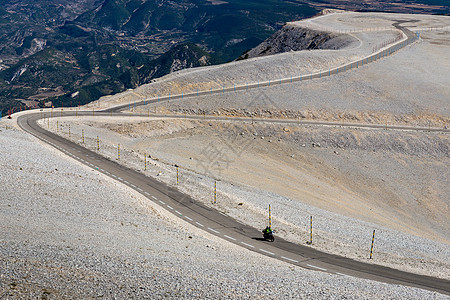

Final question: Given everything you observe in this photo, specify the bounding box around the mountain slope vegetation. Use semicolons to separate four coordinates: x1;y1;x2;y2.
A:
0;0;317;114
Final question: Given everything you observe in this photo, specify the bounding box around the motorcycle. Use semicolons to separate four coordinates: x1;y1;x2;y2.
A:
262;228;275;242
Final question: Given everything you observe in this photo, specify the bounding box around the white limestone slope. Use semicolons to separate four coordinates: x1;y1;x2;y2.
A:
1;119;447;298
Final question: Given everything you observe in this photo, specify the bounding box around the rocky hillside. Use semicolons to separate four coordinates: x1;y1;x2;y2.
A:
238;24;358;60
0;0;317;115
32;43;214;108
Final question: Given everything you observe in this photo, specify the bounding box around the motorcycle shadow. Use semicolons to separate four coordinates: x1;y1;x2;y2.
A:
252;237;268;241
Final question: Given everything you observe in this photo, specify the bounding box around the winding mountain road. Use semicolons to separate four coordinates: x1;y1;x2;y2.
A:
17;111;450;296
13;21;450;295
104;22;418;114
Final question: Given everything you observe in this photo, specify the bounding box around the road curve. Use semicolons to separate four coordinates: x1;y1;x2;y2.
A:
17;111;450;296
104;23;418;114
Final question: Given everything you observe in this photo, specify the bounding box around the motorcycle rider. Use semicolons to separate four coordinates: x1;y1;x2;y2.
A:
262;226;274;242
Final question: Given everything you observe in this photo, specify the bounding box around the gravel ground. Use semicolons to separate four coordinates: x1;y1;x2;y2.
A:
38;116;450;281
2;120;449;298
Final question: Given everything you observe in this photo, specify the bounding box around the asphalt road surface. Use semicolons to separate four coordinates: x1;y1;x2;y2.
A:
17;111;450;296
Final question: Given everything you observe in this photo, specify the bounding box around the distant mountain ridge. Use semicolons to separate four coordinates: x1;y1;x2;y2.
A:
0;0;316;114
69;0;317;57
